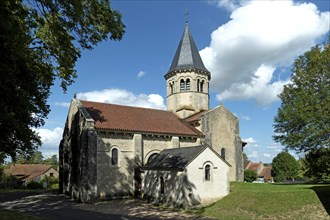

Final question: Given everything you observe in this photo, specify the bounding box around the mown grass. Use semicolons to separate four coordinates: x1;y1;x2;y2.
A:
198;182;330;220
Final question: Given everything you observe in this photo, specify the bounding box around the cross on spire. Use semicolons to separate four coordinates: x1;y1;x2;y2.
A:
185;8;189;25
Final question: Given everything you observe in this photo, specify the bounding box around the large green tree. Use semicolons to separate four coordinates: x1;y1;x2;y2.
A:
0;0;125;161
303;147;330;183
273;38;330;153
272;151;299;182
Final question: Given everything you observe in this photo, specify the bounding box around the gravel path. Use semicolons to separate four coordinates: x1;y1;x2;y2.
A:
0;190;211;220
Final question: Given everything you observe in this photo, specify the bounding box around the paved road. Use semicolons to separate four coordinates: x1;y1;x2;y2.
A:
0;190;208;220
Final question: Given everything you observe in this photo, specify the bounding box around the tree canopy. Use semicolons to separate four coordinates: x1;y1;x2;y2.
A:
273;38;330;153
272;151;298;182
0;0;125;161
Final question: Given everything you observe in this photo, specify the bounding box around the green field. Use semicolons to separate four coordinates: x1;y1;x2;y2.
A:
199;182;330;220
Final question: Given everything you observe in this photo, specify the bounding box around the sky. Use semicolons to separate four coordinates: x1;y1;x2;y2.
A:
36;0;329;163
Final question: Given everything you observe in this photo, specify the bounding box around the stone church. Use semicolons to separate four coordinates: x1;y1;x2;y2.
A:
59;22;245;206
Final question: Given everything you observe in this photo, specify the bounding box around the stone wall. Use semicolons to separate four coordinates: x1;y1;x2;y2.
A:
201;105;244;181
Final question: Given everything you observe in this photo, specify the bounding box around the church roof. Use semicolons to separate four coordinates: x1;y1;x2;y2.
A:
79;100;203;137
165;23;210;77
143;145;207;171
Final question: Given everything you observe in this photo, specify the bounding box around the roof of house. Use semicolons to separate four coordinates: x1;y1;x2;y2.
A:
4;164;56;181
165;23;210;77
143;145;207;171
143;145;230;171
80;100;203;137
246;162;261;171
260;166;272;180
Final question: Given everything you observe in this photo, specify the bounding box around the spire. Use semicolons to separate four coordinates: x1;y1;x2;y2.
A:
166;23;210;77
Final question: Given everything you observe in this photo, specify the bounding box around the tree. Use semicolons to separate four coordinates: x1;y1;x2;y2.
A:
0;0;125;161
303;147;330;183
43;154;58;167
17;151;44;164
272;152;299;182
244;170;257;182
273;38;330;153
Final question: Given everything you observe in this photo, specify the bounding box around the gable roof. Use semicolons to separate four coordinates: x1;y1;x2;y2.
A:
143;145;230;171
79;100;203;137
165;23;210;78
4;164;55;181
143;145;207;171
260;166;273;180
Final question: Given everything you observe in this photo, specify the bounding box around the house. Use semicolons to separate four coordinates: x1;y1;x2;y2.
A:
245;161;273;182
4;164;58;186
143;145;231;207
59;22;245;205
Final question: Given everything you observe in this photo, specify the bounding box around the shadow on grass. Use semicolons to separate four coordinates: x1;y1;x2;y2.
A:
311;185;330;216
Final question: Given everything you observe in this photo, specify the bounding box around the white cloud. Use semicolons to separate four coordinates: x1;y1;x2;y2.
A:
34;127;62;158
55;102;70;108
36;127;63;148
267;143;283;150
211;0;245;11
241;115;251;121
248;150;258;159
137;70;145;78
263;153;271;158
77;88;166;110
201;0;330;106
243;137;258;147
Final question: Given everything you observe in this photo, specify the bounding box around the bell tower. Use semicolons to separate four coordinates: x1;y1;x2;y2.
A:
165;22;211;118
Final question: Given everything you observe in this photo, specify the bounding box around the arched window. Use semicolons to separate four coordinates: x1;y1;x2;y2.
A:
147;153;159;163
170;83;174;94
160;176;165;194
180;79;185;91
111;148;118;165
200;80;204;92
186;79;190;91
197;79;200;92
221;148;226;160
205;165;211;181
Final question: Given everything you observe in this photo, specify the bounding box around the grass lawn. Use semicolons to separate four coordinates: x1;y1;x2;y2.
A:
198;182;330;220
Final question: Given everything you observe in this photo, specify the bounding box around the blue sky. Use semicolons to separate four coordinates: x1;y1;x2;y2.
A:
37;0;329;163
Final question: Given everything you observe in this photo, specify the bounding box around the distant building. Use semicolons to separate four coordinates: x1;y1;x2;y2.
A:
4;164;58;185
245;161;273;182
59;22;245;207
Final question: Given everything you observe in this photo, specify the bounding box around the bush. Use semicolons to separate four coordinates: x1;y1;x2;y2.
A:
244;170;257;182
26;181;43;189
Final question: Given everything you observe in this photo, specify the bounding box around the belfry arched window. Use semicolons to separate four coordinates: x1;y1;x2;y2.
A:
111;148;118;165
170;83;174;94
205;165;211;181
200;80;204;92
180;79;185;91
186;79;190;91
197;79;200;92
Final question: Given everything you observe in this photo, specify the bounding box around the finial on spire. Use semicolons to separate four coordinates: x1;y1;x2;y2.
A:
185;7;189;25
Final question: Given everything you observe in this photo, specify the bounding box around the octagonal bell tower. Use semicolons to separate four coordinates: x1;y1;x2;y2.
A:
165;22;211;119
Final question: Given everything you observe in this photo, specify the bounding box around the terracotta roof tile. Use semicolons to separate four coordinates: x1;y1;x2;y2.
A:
4;164;53;181
260;166;272;180
80;100;203;137
246;163;260;171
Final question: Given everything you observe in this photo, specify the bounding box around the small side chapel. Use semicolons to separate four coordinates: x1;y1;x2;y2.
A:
59;22;245;206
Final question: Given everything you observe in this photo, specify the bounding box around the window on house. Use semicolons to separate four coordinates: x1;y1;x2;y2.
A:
200;80;204;92
50;173;54;177
197;79;200;92
160;176;165;194
205;165;211;181
186;79;190;91
221;148;226;160
180;79;185;91
111;148;118;165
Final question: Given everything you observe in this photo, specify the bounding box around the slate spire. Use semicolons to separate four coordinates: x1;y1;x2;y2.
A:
166;23;210;77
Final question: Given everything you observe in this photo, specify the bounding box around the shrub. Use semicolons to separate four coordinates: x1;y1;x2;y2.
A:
244;170;257;182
